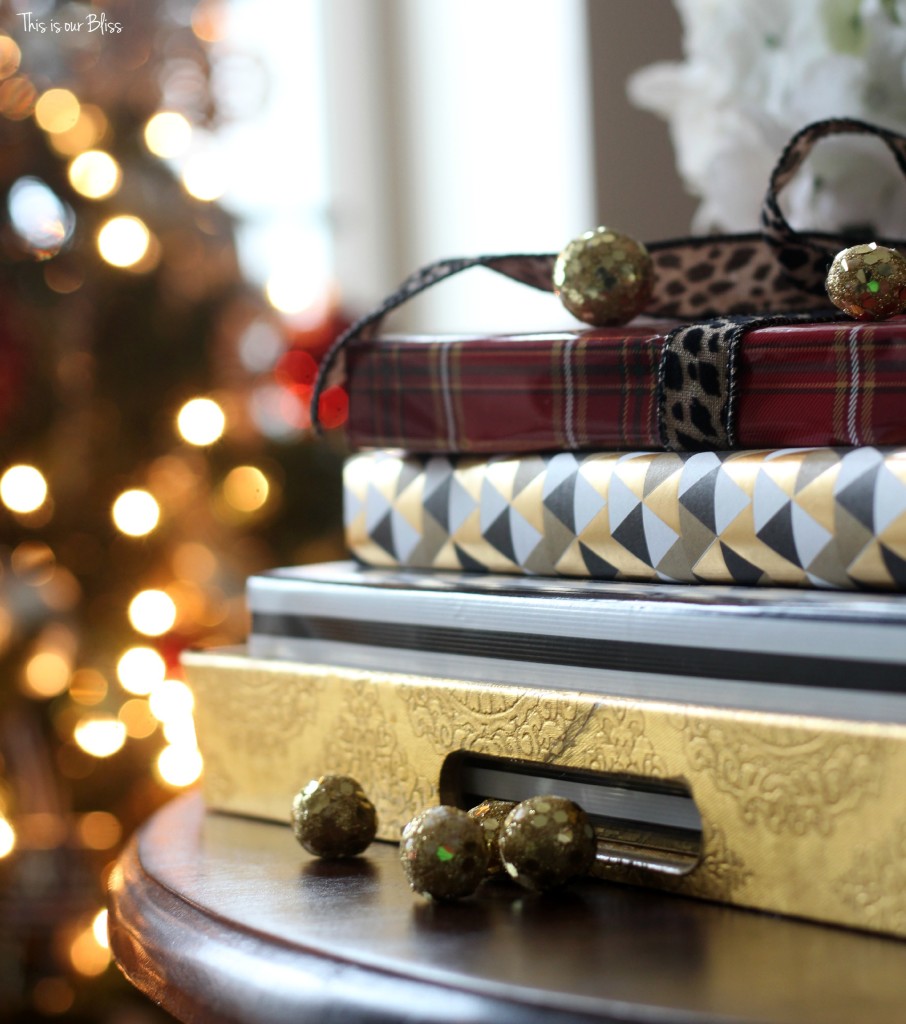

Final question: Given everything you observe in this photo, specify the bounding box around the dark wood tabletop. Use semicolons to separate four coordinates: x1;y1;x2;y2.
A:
108;793;906;1024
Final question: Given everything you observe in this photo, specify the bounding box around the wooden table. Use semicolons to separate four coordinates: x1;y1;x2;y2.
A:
109;793;906;1023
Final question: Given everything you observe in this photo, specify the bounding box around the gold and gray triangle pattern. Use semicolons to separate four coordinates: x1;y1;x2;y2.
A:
344;448;906;590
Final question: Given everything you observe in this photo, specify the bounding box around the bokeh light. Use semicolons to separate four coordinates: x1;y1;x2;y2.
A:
68;150;121;199
49;104;108;157
91;909;109;949
0;35;22;80
0;464;48;513
77;812;122;851
68;668;108;706
31;978;73;1016
116;646;166;695
73;717;127;758
69;921;111;976
112;489;160;536
0;817;15;858
144;111;192;158
117;698;158;739
181;151;227;201
149;679;194;723
156;745;203;787
24;650;71;698
265;270;323;316
176;397;225;446
34;88;80;134
97;215;151;268
223;465;269;513
0;75;36;121
7;177;74;258
128;590;177;636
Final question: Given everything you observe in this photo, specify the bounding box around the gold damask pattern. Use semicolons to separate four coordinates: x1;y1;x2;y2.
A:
675;717;885;837
183;650;906;939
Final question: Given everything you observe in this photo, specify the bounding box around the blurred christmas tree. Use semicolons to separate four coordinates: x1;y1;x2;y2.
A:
0;1;345;1018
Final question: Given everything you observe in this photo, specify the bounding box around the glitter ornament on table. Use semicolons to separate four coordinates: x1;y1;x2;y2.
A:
468;799;515;876
399;806;489;901
291;774;377;858
498;796;596;892
553;227;654;326
825;243;906;320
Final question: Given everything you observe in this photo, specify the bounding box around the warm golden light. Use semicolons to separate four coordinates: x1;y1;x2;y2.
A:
144;111;192;158
157;744;203;787
73;717;127;758
223;465;269;513
68;150;121;199
0;76;37;121
112;488;160;536
176;397;225;446
97;215;151;268
91;908;110;949
128;590;177;636
49;104;107;157
0;36;22;80
265;272;323;316
116;646;166;694
24;650;71;698
118;698;158;739
34;88;80;134
181;153;227;201
0;817;15;858
149;679;194;723
69;924;111;976
0;464;47;513
77;811;122;851
31;977;73;1017
68;668;108;706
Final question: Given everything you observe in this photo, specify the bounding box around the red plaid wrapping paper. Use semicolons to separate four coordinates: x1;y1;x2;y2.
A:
344;318;906;454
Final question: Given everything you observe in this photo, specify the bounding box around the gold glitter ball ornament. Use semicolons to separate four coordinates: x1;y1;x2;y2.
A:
291;774;377;858
825;243;906;320
553;227;654;326
498;795;596;892
400;805;489;901
468;798;516;876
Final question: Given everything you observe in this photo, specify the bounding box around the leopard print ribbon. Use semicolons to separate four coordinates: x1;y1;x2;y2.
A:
310;118;906;448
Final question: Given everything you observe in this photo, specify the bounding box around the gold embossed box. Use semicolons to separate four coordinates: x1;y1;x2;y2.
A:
184;646;906;940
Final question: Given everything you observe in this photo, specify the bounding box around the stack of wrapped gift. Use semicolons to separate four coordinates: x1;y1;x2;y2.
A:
184;118;906;939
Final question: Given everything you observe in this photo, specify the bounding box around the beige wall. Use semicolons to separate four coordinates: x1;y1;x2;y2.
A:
587;2;696;240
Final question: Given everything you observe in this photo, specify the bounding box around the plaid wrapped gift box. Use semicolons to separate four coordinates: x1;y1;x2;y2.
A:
343;318;906;454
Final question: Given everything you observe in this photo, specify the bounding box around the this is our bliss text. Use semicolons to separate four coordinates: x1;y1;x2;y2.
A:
18;11;122;33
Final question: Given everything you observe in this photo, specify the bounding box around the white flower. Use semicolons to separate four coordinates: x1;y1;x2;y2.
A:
629;0;906;234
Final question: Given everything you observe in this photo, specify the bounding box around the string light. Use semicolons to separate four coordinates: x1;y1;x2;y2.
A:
128;589;177;636
176;397;225;446
144;111;192;158
68;150;121;200
0;465;47;513
156;744;203;787
97;215;151;268
223;466;269;513
34;88;80;134
117;698;158;739
181;151;227;201
112;489;160;536
73;717;127;758
0;816;15;858
116;646;166;694
149;679;194;723
91;909;109;950
0;35;22;80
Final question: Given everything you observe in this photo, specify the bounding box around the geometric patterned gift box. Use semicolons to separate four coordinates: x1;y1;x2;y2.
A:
345;447;906;590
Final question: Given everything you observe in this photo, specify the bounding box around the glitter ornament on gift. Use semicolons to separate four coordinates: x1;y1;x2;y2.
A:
553;227;654;326
400;805;489;901
498;795;596;892
468;799;515;876
291;774;377;858
825;243;906;320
